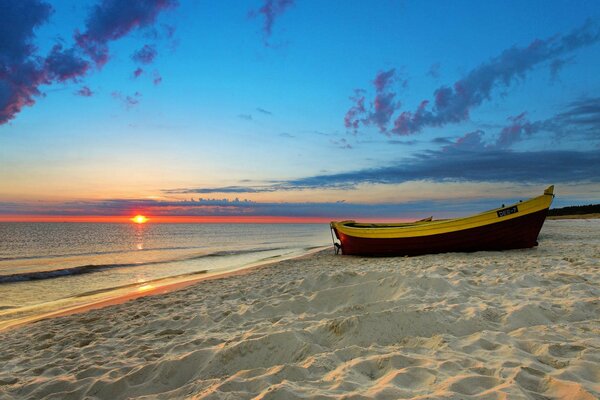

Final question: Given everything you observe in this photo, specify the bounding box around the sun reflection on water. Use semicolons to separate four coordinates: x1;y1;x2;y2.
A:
137;283;154;292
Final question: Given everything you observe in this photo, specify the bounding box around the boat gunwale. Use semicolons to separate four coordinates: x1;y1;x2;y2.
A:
331;186;554;239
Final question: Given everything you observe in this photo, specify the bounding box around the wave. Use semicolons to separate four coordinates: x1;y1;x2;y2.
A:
0;245;206;262
0;247;284;284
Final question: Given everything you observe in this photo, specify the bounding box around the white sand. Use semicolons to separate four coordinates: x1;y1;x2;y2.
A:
1;220;599;399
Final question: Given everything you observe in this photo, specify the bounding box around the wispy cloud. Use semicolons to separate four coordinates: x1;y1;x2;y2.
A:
132;44;158;65
452;97;600;150
331;138;353;149
427;62;441;79
391;20;600;135
256;107;273;115
555;97;600;128
153;71;163;85
75;86;93;97
344;20;600;136
165;186;277;194
345;69;406;133
343;89;366;132
249;0;295;46
112;91;142;108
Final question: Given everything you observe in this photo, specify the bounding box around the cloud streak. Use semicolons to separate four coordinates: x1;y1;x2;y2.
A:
166;146;600;195
256;107;272;115
0;196;544;219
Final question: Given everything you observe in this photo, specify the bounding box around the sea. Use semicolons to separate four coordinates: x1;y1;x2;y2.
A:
0;223;331;328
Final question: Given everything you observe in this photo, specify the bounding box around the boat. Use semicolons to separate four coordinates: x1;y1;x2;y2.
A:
330;185;555;256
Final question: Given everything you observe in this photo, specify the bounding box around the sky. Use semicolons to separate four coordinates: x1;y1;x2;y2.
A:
1;0;600;222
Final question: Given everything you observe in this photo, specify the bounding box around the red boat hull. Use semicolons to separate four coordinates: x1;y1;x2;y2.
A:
333;208;549;256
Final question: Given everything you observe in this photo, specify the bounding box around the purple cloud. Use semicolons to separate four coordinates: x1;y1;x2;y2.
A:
133;67;144;78
495;112;543;149
370;69;401;132
75;0;178;66
373;69;395;91
446;130;488;151
44;44;89;82
112;91;142;108
443;113;544;152
249;0;295;45
132;44;157;64
344;69;404;133
344;89;366;132
390;20;600;135
75;86;93;97
1;0;177;126
0;0;52;124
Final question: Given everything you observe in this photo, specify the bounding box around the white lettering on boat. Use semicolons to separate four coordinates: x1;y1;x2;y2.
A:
497;205;519;218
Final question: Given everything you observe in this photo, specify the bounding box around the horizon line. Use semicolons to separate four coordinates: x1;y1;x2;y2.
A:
0;215;410;224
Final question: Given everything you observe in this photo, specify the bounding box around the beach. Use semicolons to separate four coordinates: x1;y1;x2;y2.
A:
1;219;599;399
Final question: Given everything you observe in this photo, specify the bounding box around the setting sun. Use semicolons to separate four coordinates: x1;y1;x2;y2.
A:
131;215;149;224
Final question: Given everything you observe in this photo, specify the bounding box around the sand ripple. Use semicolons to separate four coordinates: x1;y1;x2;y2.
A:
1;220;599;399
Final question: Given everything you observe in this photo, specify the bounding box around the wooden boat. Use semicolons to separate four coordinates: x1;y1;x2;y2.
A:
330;186;555;256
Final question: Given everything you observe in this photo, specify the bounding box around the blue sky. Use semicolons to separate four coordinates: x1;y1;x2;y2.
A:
1;0;599;220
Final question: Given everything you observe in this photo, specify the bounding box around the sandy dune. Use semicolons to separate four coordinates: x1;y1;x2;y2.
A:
1;220;599;399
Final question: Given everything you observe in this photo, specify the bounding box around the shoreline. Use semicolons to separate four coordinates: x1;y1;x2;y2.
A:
0;245;331;333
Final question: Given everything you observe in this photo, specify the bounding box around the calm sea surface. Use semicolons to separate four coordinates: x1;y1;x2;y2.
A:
0;223;331;327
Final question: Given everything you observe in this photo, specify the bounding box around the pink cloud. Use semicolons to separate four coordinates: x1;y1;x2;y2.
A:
75;0;178;66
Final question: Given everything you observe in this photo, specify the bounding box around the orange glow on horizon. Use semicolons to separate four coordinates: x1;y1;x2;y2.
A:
131;215;149;224
0;215;346;223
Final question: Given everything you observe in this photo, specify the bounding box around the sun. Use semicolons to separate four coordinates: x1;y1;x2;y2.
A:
131;215;149;224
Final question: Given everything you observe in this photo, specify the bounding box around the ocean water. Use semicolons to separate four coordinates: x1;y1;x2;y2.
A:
0;223;331;327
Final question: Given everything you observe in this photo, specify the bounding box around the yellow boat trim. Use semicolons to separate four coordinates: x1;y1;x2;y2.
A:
331;185;554;239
